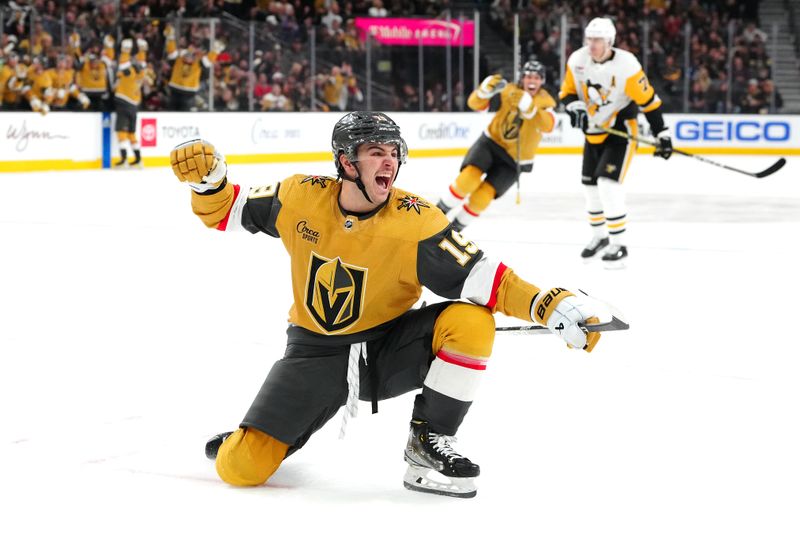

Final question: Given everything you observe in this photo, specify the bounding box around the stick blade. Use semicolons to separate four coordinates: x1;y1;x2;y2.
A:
754;157;786;178
583;315;629;333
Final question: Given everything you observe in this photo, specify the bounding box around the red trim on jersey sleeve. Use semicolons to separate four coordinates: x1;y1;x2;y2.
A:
485;262;508;309
216;184;240;231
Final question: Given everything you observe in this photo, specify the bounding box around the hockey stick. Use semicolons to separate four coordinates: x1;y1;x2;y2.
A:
513;13;522;205
599;125;786;178
496;314;629;335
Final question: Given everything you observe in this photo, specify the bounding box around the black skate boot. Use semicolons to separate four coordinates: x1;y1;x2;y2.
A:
205;431;234;459
403;420;479;498
113;149;129;169
601;244;628;269
581;236;609;259
450;219;466;233
435;199;452;214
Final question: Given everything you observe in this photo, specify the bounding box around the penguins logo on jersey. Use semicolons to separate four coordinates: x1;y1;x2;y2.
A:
305;252;367;333
585;80;612;108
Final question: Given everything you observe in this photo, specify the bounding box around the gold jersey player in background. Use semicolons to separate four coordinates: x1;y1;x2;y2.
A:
113;38;151;169
436;61;556;232
560;17;673;267
169;112;611;498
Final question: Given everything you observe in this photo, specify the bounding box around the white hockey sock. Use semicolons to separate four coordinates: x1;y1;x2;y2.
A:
453;205;480;229
118;139;131;155
439;184;465;211
583;183;607;238
423;349;487;403
597;177;627;246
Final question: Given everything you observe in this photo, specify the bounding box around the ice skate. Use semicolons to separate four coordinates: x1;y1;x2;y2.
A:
581;236;609;261
112;159;129;170
403;420;479;498
205;431;234;459
601;244;628;269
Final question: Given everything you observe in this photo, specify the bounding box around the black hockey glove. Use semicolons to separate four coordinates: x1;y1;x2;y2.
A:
565;101;589;132
653;130;673;160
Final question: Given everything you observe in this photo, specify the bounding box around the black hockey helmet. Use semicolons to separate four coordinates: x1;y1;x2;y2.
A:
520;60;546;83
332;111;408;175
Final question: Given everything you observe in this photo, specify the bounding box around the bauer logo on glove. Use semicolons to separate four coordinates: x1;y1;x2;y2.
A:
531;288;603;352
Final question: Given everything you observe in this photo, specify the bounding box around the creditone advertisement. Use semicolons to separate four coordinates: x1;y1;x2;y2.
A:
2;111;797;172
354;17;475;46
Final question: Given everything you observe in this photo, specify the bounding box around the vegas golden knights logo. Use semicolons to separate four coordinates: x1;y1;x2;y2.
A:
304;252;367;333
502;110;522;140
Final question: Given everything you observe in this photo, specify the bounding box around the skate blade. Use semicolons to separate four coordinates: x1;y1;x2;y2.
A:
602;259;627;270
403;465;477;498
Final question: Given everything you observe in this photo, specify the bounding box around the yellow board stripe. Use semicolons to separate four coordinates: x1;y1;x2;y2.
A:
1;148;798;172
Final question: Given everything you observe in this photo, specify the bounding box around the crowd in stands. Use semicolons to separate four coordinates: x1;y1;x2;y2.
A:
497;0;781;113
0;0;783;114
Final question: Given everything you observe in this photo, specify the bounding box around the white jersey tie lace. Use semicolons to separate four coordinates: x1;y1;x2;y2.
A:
339;341;367;439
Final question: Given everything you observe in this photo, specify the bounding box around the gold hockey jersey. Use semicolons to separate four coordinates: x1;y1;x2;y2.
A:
166;40;217;93
76;58;109;94
114;52;147;106
467;84;556;166
46;67;77;107
189;174;540;339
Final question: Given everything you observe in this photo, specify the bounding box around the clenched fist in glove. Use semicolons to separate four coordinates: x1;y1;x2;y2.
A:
531;288;602;352
653;129;673;159
170;139;227;193
565;100;589;131
477;74;507;99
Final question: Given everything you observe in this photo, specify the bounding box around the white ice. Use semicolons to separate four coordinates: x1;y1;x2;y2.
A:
1;153;799;533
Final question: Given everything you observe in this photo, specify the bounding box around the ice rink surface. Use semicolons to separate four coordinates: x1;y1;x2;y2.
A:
1;152;799;532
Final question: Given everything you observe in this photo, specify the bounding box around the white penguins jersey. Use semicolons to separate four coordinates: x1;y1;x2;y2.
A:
560;46;664;143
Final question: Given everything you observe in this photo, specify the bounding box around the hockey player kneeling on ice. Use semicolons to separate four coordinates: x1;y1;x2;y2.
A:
171;112;609;498
436;61;557;232
560;17;673;267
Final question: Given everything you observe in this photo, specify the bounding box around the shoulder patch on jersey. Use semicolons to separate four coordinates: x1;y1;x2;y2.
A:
396;194;431;214
300;175;336;189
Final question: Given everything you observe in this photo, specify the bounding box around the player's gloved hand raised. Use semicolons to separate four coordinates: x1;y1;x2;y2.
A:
170;139;227;193
477;74;507;99
565;100;589;132
653;130;673;160
531;288;602;352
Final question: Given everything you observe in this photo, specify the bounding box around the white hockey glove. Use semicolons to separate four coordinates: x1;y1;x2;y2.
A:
565;100;589;131
531;288;602;352
170;139;227;193
477;74;507;99
121;38;133;52
103;34;115;49
211;39;226;54
136;38;149;52
517;90;536;119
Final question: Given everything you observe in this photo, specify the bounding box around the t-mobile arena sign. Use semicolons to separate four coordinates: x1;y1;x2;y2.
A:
355;18;475;46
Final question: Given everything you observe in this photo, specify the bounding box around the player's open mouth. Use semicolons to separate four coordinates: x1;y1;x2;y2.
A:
375;174;392;190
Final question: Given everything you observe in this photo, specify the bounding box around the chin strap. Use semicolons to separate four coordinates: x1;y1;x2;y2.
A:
340;163;373;204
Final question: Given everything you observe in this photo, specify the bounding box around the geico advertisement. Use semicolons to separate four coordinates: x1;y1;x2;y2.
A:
0;112;101;160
